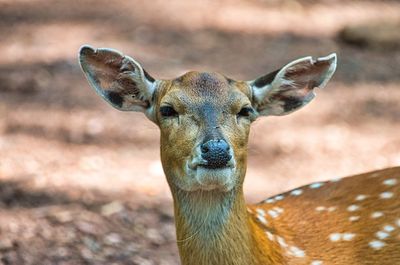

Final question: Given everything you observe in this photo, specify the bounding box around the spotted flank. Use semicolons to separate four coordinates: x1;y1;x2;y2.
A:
249;168;400;264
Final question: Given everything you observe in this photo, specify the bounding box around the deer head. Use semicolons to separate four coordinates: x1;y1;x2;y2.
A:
79;45;336;194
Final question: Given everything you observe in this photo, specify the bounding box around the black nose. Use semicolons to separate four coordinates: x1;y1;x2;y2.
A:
200;139;232;169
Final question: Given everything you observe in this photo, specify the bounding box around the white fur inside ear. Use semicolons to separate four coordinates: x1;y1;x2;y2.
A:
123;55;156;99
316;53;337;88
251;83;272;105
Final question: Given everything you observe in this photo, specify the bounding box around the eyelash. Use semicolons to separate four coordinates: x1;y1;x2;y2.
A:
160;106;178;117
237;107;254;117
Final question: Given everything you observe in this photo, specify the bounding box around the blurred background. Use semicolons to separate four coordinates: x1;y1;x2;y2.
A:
0;0;399;264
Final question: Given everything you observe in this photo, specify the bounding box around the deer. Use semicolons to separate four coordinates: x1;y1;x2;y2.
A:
79;45;400;265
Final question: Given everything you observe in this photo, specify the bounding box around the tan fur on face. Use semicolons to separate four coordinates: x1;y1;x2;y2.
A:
155;72;253;193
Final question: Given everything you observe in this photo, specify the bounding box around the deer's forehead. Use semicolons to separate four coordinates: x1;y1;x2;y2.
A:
175;71;229;94
163;71;250;106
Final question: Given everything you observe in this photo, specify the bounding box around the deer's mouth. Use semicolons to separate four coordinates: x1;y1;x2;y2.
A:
188;155;235;170
196;166;235;191
187;158;236;191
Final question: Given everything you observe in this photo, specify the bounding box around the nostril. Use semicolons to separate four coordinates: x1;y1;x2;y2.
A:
201;144;209;153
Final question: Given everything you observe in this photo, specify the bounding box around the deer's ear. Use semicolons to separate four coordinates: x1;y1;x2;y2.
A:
248;53;337;116
79;45;157;117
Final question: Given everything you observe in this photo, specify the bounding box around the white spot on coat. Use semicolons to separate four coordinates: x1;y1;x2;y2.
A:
311;261;323;265
383;179;397;186
355;194;368;201
290;189;303;196
256;209;268;225
349;216;360;222
274;195;284;201
328;206;337;212
265;198;275;204
371;212;384;219
266;231;275;241
277;236;288;247
329;233;341;242
383;225;395;232
376;231;389;240
329;232;356;242
369;240;386;250
256;208;265;215
289;246;305;257
347;205;360;212
330;177;342;182
396;219;400;227
310;182;324;189
257;214;268;224
268;209;279;218
380;192;394;199
342;233;356;241
316;206;326;212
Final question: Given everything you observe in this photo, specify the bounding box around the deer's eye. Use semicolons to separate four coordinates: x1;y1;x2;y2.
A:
160;106;178;117
237;107;254;117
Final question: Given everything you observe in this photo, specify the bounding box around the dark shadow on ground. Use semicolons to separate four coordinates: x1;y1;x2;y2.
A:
0;179;106;209
0;178;177;264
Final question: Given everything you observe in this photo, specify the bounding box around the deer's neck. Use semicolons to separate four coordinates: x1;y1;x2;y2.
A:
171;187;262;265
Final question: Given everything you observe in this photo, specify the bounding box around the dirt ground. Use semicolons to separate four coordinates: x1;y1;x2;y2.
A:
0;0;399;264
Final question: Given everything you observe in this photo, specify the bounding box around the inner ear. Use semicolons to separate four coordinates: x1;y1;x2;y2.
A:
249;53;337;116
79;45;157;114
